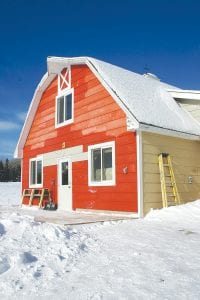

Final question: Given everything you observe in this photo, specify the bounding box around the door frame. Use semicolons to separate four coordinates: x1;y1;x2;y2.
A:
57;157;72;211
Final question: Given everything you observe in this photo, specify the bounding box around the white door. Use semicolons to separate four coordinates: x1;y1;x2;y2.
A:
58;158;72;211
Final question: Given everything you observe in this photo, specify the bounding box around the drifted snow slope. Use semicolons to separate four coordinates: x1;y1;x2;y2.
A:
0;182;200;299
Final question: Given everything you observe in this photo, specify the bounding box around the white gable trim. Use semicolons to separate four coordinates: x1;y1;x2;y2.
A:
15;57;200;158
14;73;55;158
15;57;140;158
168;89;200;102
47;56;139;125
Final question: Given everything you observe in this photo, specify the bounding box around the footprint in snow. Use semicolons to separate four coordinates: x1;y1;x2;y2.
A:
33;270;42;278
0;257;11;275
20;252;38;264
79;242;88;252
0;223;6;236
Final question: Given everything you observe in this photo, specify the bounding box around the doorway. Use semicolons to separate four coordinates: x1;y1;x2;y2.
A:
58;158;72;211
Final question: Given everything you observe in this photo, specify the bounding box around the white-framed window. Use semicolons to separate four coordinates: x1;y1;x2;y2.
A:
29;156;43;188
88;141;116;186
55;88;74;128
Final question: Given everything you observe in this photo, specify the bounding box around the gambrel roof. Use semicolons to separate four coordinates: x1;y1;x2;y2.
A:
15;56;200;158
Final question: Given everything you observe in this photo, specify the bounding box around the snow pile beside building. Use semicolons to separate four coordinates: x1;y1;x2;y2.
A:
0;182;200;299
0;182;21;205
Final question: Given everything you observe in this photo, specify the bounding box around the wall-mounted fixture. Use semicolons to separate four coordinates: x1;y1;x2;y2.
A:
188;176;193;184
123;166;128;174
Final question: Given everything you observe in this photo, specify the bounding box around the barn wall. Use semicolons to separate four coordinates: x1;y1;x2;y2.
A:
22;65;138;212
142;132;200;215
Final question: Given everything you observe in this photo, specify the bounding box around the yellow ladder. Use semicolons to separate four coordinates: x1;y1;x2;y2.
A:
158;153;181;208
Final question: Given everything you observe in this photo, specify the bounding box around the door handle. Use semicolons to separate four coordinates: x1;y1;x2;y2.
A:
68;186;71;188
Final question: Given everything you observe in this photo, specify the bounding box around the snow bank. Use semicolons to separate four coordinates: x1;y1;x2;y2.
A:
0;182;21;206
0;183;200;299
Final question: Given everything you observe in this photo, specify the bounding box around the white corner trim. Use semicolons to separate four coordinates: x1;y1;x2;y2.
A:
136;130;143;218
88;141;116;186
127;117;139;131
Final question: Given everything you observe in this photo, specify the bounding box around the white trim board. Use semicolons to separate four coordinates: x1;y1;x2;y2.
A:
168;89;200;102
136;130;143;218
42;145;87;167
14;73;55;158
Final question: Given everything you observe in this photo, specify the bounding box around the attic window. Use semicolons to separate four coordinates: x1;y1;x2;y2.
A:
56;88;74;127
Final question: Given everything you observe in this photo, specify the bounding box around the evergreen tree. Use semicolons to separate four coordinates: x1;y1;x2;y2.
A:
0;158;21;182
5;158;9;181
0;160;4;181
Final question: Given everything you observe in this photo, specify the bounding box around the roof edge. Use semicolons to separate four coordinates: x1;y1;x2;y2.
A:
14;72;55;158
168;89;200;101
140;123;200;140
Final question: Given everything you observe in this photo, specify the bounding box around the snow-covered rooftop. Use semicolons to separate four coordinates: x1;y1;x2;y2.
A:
87;57;200;136
48;56;200;136
15;56;200;157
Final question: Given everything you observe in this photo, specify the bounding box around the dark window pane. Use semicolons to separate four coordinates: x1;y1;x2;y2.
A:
37;160;42;184
102;147;112;180
31;161;36;185
57;96;64;123
62;162;69;185
65;93;72;120
91;149;101;181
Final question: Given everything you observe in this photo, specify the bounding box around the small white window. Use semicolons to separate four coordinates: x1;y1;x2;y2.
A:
88;141;116;186
56;88;74;128
29;156;43;187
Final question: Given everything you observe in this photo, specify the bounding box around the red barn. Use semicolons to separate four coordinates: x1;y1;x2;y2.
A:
15;57;200;216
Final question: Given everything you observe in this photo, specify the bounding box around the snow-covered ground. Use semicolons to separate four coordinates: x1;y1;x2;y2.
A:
0;182;21;206
0;183;200;299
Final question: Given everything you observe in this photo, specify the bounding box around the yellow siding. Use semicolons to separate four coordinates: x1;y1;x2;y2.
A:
179;102;200;123
142;132;200;215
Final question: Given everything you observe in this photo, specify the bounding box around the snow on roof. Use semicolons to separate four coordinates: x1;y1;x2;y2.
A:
15;56;200;158
87;57;200;136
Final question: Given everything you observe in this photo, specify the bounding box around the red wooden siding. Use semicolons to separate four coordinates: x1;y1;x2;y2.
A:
22;65;138;212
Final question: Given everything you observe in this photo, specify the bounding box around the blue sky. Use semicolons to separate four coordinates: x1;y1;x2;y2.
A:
0;0;200;159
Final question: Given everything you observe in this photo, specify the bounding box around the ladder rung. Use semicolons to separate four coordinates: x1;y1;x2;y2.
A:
158;153;181;208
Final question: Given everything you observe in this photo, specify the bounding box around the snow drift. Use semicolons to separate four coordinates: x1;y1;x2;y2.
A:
0;182;200;299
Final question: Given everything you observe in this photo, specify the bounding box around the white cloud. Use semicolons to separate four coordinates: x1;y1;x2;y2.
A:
16;112;27;122
0;121;20;131
0;140;16;159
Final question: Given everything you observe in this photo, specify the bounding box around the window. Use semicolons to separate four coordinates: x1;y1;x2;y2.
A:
88;141;115;186
29;157;43;187
56;88;74;127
